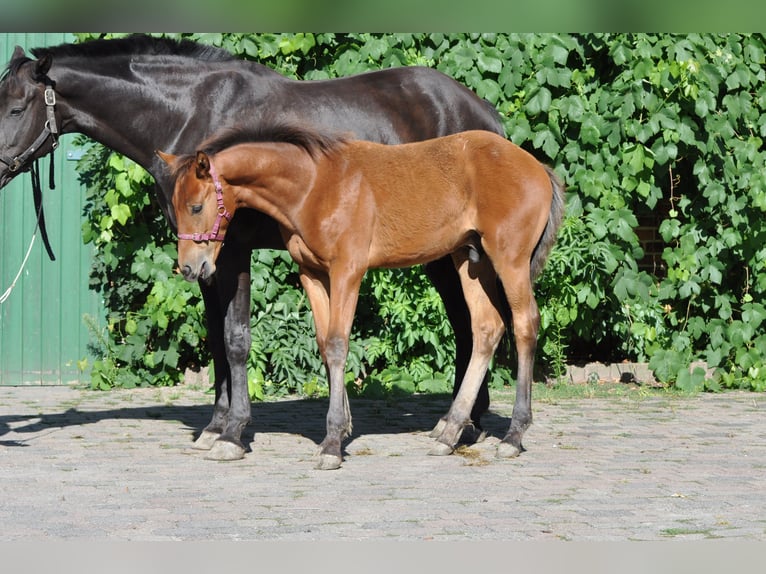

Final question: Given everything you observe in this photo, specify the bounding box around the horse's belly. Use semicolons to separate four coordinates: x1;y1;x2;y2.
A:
368;226;472;269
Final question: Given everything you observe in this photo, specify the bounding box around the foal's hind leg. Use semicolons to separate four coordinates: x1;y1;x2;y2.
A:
430;252;505;455
494;264;540;459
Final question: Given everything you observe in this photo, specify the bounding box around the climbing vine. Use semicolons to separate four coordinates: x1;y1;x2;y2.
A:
76;33;766;393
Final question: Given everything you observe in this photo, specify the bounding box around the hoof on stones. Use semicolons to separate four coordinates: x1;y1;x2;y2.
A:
204;440;246;461
496;441;522;459
316;454;342;470
428;442;455;456
192;430;221;451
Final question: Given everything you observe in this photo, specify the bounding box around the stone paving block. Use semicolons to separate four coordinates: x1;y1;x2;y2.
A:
0;386;764;541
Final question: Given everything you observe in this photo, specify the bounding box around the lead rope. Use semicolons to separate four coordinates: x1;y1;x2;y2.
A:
30;155;56;261
0;193;44;304
0;150;57;304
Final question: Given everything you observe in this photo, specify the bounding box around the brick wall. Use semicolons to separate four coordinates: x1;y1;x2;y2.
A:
635;198;671;276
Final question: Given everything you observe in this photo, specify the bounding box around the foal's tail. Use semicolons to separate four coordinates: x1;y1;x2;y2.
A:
530;165;565;281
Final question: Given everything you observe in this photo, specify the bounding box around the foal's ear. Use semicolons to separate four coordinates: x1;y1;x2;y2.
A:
155;150;177;167
195;152;212;180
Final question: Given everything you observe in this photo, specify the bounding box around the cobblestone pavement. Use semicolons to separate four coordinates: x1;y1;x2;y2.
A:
0;385;763;541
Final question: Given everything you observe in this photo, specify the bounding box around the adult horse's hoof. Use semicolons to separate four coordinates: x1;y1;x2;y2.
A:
204;440;246;461
316;454;342;470
496;441;522;459
428;442;455;456
192;430;220;451
459;423;487;445
429;418;447;439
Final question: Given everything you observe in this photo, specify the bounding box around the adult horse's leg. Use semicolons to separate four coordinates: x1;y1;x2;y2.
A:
205;242;255;461
424;256;490;440
495;264;540;459
430;252;505;455
192;276;231;450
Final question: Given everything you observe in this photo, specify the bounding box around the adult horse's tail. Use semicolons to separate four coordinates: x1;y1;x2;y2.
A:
530;165;565;281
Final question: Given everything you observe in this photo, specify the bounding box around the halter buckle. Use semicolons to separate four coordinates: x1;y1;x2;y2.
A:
44;88;56;107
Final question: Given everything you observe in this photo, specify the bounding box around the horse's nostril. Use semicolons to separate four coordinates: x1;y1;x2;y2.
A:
181;264;194;280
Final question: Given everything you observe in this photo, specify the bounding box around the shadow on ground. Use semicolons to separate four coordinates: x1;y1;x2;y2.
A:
0;392;512;452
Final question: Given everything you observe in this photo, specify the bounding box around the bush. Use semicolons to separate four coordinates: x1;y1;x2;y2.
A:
76;33;766;393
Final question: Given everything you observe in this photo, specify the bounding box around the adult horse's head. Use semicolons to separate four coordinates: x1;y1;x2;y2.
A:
0;46;60;189
158;149;234;283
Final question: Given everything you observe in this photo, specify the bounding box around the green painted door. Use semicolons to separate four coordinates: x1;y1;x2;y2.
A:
1;33;104;385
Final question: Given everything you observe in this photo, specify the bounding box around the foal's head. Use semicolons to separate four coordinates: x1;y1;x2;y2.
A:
158;149;232;282
160;123;345;282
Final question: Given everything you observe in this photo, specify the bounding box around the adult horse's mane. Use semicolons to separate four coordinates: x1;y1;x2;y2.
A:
1;53;32;80
2;35;236;82
30;34;236;63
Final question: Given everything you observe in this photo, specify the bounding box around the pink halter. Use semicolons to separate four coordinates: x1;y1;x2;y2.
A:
177;160;233;242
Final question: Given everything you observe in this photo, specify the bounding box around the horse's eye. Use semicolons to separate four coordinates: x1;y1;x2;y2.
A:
9;107;23;118
191;204;203;215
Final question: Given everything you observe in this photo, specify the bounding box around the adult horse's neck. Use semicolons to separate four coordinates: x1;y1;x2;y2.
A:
45;53;282;223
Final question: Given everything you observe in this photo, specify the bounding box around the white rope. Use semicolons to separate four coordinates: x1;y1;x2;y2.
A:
0;229;38;304
1;193;43;306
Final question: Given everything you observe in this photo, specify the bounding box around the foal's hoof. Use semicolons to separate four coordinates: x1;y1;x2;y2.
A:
429;418;447;439
496;441;522;459
315;454;342;470
428;442;455;456
205;439;246;461
192;430;221;451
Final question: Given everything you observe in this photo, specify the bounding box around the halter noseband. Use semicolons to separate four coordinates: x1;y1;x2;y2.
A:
177;160;232;242
0;80;59;173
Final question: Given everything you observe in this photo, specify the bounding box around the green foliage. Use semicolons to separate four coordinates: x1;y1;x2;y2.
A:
76;33;766;393
77;138;207;389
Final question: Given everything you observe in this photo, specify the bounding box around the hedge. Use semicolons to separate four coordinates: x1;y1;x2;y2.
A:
75;33;766;394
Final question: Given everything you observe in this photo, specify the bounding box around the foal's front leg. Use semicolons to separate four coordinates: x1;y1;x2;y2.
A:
300;268;360;470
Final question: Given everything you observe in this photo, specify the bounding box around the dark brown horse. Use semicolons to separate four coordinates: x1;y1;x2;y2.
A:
160;125;564;469
0;35;505;460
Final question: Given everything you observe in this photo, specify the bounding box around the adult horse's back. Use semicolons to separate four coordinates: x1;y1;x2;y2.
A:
0;35;505;460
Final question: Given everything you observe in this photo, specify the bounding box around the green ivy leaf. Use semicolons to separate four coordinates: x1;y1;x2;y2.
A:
525;86;552;116
110;203;131;226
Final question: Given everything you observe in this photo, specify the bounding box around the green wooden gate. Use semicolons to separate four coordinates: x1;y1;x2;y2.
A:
0;33;104;385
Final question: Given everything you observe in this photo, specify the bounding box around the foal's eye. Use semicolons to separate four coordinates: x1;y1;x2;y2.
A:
191;204;203;215
9;107;24;118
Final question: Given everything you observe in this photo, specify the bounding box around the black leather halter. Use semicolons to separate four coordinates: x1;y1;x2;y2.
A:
0;78;59;261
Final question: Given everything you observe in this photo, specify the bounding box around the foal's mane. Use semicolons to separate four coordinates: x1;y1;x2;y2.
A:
170;124;347;180
3;34;235;82
201;124;346;158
